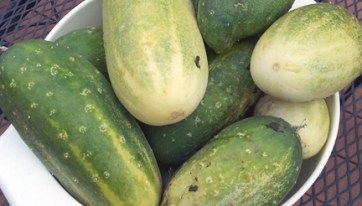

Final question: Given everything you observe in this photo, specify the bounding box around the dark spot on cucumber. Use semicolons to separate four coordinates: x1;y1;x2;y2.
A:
206;162;211;167
195;56;201;68
171;111;185;120
195;177;198;182
293;123;307;131
189;184;198;192
272;63;280;71
292;118;307;131
266;122;284;133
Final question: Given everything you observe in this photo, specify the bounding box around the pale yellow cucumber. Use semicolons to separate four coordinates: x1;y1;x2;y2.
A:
254;95;330;159
250;4;362;102
103;0;208;126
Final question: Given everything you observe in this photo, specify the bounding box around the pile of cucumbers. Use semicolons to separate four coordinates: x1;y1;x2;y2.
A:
0;0;361;205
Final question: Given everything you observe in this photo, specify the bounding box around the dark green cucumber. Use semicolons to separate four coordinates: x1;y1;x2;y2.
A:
162;116;302;205
197;0;295;53
0;40;161;205
56;26;107;76
144;39;260;165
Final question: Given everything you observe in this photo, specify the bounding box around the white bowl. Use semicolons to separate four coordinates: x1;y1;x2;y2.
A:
0;0;340;205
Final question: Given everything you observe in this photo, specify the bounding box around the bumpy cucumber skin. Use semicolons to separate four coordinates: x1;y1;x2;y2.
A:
0;40;161;206
145;40;260;165
197;0;295;53
103;0;208;126
250;3;362;102
162;116;302;206
56;26;107;77
55;26;216;80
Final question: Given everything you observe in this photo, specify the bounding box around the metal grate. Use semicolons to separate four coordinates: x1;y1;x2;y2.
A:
0;0;361;205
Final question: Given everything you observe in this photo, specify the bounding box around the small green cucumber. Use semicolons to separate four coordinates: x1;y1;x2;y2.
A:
56;26;107;77
197;0;295;53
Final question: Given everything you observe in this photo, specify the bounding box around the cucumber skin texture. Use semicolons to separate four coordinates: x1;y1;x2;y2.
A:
56;26;216;78
144;40;260;165
0;40;161;206
56;26;107;77
103;0;208;126
197;0;295;53
250;3;362;102
162;116;302;206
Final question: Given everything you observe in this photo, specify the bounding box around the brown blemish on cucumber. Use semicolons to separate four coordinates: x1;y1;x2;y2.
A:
188;184;198;192
292;119;307;131
171;111;185;120
266;122;284;133
272;63;280;71
195;56;201;68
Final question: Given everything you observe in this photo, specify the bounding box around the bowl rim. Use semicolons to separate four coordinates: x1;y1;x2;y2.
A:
46;0;96;41
282;93;340;205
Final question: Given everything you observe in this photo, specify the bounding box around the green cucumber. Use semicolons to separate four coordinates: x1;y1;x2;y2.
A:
251;3;362;102
197;0;295;53
162;116;302;205
103;0;208;126
56;26;107;77
144;39;260;165
0;40;161;206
